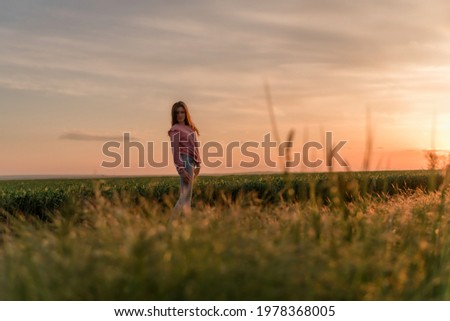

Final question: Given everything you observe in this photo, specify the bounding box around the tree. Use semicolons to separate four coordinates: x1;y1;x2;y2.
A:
425;150;440;170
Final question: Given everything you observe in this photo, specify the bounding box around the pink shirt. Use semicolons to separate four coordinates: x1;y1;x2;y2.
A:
169;124;201;174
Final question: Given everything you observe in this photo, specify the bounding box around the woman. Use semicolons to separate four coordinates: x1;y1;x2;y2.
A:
168;101;201;215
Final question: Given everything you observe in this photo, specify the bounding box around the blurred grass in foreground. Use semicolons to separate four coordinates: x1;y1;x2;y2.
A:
0;170;449;300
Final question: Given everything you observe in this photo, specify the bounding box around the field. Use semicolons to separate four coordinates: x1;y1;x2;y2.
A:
0;170;449;300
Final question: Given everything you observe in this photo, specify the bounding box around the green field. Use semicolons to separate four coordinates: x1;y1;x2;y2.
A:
0;170;449;300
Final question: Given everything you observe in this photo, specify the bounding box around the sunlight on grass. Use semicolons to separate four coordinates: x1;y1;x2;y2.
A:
0;174;449;300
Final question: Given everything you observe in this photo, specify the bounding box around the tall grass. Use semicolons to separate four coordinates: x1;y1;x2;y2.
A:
0;171;446;219
0;181;449;300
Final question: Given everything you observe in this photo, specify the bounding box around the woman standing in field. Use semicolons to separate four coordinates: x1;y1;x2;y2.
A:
168;101;201;215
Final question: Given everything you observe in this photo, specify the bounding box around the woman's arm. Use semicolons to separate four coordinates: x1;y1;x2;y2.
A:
193;141;201;179
193;133;201;168
169;129;185;175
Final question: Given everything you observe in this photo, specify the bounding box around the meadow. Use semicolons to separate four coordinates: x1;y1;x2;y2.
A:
0;170;449;300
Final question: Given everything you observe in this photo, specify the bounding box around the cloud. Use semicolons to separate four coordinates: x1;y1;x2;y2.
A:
59;131;130;142
1;0;449;102
1;0;449;136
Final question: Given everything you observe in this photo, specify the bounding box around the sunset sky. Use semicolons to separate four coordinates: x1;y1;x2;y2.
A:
1;0;449;177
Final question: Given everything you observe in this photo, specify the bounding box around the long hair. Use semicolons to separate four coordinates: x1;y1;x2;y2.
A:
168;101;200;136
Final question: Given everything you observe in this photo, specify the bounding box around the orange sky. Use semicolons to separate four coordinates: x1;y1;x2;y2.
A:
0;0;449;177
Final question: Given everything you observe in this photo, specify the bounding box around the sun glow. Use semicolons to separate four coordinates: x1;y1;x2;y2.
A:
437;116;450;151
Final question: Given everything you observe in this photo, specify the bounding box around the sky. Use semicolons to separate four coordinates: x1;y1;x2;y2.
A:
1;0;450;177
